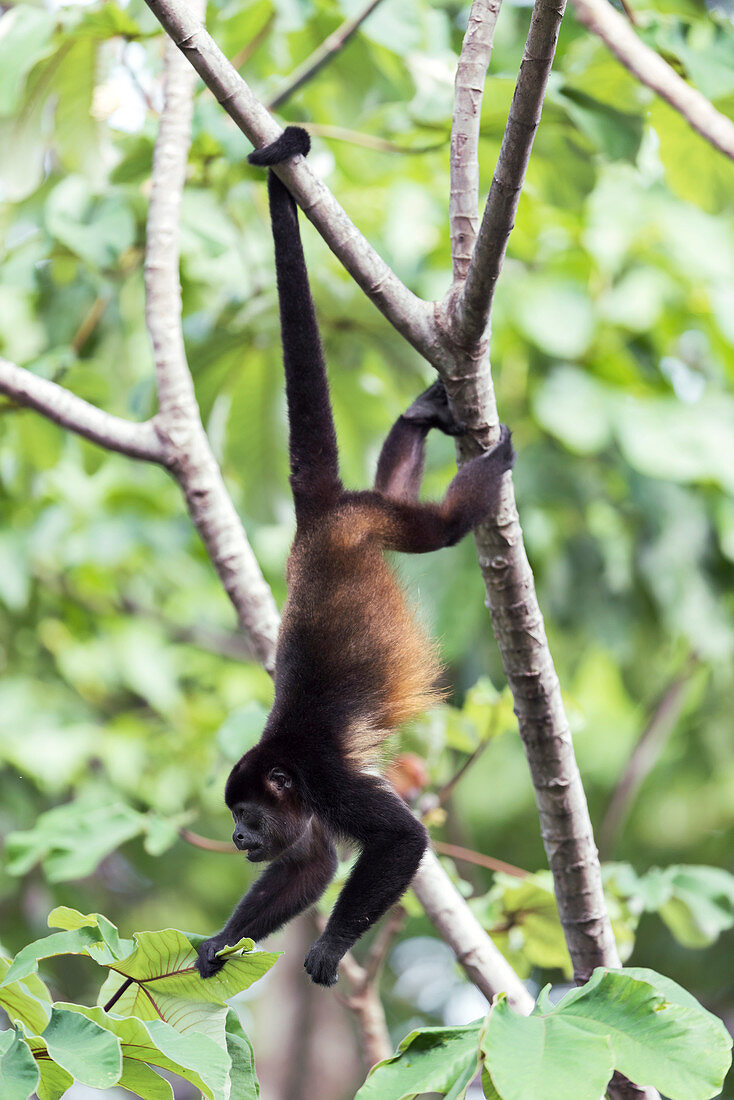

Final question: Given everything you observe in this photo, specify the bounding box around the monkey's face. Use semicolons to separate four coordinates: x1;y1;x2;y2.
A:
225;754;309;862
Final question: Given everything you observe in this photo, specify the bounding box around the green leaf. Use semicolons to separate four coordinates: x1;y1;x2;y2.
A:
0;928;105;989
0;1028;40;1100
96;931;278;1047
0;6;56;116
483;994;614;1100
58;1004;222;1100
554;968;732;1099
118;1059;174;1100
0;958;52;1034
216;701;269;760
5;793;149;883
41;1006;122;1089
355;1023;481;1100
45;176;136;268
224;1009;260;1100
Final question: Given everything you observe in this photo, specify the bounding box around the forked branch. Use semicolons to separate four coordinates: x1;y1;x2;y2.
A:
142;0;435;359
455;0;567;343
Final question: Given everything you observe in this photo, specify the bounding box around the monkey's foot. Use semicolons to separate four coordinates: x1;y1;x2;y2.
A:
304;938;341;987
195;937;227;979
402;380;465;437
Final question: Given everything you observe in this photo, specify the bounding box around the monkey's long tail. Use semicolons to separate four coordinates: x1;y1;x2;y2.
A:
248;127;340;496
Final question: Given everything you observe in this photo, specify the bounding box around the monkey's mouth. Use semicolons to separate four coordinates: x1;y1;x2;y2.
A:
246;845;266;862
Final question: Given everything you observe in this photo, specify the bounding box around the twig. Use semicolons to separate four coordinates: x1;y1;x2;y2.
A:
456;0;568;343
70;295;109;355
103;976;134;1013
435;739;491;806
571;0;734;160
141;0;436;361
144;0;280;671
179;827;234;853
266;0;386;111
599;657;698;859
0;357;165;463
450;0;503;281
433;840;527;878
305;123;447;155
231;12;275;70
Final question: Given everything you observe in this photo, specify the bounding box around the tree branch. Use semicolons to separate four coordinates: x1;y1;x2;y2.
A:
145;1;280;671
571;0;734;160
0;357;165;463
599;657;698;860
413;849;535;1013
450;0;503;282
266;0;386;111
455;0;567;344
142;0;436;360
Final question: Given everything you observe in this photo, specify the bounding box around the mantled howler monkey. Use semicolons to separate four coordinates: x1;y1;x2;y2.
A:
196;127;514;987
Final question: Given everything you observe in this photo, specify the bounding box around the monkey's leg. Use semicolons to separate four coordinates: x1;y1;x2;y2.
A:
379;425;515;553
304;775;427;987
375;381;464;501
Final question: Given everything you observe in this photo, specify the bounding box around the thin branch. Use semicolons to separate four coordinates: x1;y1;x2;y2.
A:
266;0;385;111
599;657;698;860
145;2;280;671
305;122;447;156
141;0;436;361
179;828;233;853
0;357;165;463
231;12;275;71
450;0;503;282
433;840;528;878
571;0;734;160
456;0;567;344
435;739;491;806
70;295;109;355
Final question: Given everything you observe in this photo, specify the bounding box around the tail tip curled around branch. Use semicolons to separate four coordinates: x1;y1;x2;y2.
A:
248;126;311;167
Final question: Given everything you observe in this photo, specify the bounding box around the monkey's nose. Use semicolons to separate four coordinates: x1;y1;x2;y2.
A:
233;831;247;850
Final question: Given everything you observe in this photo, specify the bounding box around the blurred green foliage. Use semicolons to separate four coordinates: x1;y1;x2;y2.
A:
1;0;733;1095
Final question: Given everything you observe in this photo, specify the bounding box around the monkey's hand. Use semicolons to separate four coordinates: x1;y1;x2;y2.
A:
195;936;228;979
304;937;342;987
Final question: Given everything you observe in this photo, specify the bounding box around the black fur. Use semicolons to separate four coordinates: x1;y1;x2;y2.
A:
197;127;515;987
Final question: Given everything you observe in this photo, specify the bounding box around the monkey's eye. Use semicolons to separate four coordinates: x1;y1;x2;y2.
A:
268;768;292;791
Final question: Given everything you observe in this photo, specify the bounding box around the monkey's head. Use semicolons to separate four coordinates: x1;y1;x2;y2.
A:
224;746;309;862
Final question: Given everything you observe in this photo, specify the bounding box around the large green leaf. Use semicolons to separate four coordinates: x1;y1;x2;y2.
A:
224;1009;260;1100
0;958;52;1034
41;1006;122;1089
355;1022;481;1100
482;995;614;1100
554;968;732;1099
0;1029;40;1100
96;931;278;1047
58;1004;227;1100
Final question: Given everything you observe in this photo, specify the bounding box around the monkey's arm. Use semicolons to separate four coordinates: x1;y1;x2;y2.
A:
378;426;515;553
196;827;337;978
305;775;427;987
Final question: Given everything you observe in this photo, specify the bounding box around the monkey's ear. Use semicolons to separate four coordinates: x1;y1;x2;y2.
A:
267;768;292;793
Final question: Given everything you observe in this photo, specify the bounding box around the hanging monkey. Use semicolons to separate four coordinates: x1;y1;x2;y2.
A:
196;127;514;986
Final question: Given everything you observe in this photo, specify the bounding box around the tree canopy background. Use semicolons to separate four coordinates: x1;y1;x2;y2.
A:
0;0;733;1096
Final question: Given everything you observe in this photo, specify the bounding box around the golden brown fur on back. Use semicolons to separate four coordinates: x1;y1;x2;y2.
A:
276;495;444;766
